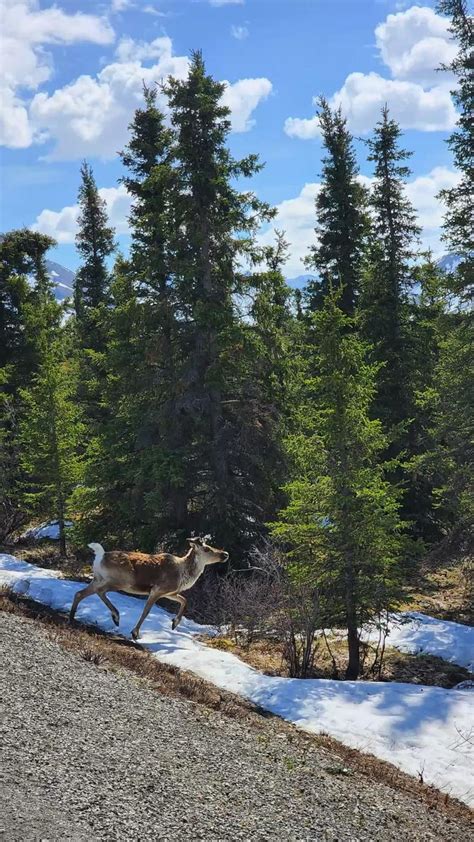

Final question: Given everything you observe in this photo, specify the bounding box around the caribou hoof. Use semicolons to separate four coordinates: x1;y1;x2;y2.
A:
131;628;140;641
112;614;120;627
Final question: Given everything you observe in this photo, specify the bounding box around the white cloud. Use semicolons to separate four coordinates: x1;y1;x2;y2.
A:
258;167;459;277
114;36;174;63
142;5;168;16
32;184;132;243
405;165;460;253
375;5;456;86
0;0;114;149
30;36;272;159
29;37;189;159
0;86;33;148
111;0;133;10
258;182;321;277
284;115;320;141
231;25;249;40
285;72;456;139
284;5;457;138
29;38;271;158
221;78;272;132
331;72;455;133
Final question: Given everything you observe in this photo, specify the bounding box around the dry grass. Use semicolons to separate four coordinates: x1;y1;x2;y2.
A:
3;541;92;580
203;634;473;688
0;587;473;825
403;563;474;625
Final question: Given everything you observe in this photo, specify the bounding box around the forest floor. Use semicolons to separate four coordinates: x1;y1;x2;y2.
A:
1;599;473;841
202;634;473;687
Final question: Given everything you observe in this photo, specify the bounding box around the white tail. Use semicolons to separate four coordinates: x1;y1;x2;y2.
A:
70;537;229;640
88;542;105;577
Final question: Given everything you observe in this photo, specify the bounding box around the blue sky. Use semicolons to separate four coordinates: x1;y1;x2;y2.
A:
0;0;461;276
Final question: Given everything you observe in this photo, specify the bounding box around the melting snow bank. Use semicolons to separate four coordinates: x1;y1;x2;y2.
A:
1;555;473;807
21;520;73;541
363;612;474;673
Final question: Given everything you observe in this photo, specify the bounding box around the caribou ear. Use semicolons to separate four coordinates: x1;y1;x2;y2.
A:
187;536;202;546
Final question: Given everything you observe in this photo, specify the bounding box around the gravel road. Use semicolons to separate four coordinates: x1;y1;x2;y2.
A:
0;610;470;841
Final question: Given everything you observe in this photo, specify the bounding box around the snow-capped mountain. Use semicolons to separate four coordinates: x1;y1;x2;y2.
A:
45;260;75;301
436;253;463;273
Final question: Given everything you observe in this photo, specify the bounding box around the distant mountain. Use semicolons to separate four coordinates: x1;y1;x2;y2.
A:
285;273;316;288
436;254;463;273
45;260;75;301
287;258;464;288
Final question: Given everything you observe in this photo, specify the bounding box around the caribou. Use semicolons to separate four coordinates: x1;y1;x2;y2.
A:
69;537;229;640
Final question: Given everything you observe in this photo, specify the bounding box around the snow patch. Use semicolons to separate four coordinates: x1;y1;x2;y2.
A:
0;554;472;806
22;520;73;541
363;612;474;672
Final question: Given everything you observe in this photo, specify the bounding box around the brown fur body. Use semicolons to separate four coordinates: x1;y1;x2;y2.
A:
69;538;228;640
100;551;185;595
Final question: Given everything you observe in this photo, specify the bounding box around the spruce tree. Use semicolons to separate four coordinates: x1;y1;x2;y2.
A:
163;51;277;554
75;162;115;318
437;0;473;301
427;1;474;547
406;255;450;543
0;229;56;387
119;84;189;541
72;257;145;546
361;107;420;433
243;232;294;526
271;294;403;679
305;97;369;314
19;336;83;556
74;162;115;426
0;230;58;539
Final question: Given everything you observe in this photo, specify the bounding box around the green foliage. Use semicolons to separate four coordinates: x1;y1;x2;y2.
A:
73;162;116;436
0;229;61;540
305;97;369;315
360;106;420;431
0;229;56;387
19;335;84;554
271;295;404;678
422;1;474;546
75;161;115;318
158;51;282;554
437;0;473;300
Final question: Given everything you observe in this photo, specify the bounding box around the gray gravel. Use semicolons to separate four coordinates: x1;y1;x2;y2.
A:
0;611;470;842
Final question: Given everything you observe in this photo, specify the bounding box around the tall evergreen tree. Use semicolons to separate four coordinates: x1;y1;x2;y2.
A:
162;51;277;555
19;337;83;555
361;107;420;433
424;1;474;548
72;257;145;546
0;230;58;539
271;294;404;679
119;84;188;540
437;0;473;301
305;97;369;314
243;231;294;525
74;163;115;426
0;230;56;387
75;162;115;320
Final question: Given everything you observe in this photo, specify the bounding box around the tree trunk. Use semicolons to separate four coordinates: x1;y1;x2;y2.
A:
345;623;360;680
344;549;360;679
57;493;67;557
